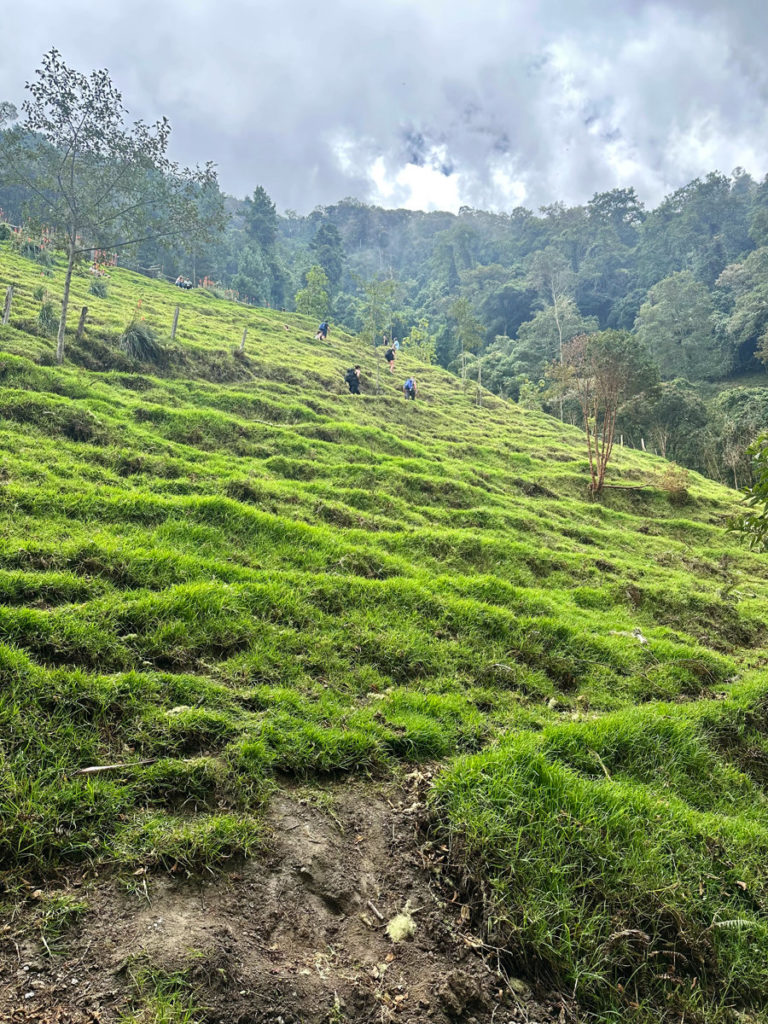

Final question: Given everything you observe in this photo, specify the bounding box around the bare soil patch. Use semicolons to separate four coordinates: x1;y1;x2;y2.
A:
1;776;568;1023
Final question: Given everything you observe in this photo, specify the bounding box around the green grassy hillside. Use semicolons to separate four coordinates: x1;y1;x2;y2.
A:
1;243;768;1023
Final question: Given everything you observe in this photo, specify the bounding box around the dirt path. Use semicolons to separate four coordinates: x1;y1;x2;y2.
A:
1;776;568;1023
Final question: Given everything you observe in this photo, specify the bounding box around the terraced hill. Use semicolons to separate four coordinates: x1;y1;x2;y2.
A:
1;243;768;1024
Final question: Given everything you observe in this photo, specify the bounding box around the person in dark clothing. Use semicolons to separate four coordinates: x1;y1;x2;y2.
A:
403;376;418;400
384;345;396;373
316;321;329;341
345;365;361;394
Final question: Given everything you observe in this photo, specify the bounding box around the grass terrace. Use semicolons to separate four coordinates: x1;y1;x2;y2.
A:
1;241;768;1022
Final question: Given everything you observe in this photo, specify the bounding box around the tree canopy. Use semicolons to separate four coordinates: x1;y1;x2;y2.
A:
0;48;223;362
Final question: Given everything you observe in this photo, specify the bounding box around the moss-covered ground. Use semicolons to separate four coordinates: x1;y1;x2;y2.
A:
1;243;768;1022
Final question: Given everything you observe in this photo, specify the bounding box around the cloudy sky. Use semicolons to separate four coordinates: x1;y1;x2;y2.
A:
2;0;768;214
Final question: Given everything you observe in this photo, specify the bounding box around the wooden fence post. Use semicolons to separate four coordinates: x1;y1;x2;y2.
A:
76;306;88;343
2;285;12;325
171;304;180;341
239;326;247;353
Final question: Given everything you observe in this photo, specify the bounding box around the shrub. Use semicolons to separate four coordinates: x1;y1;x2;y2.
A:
660;463;692;505
89;277;108;298
20;240;40;259
38;299;59;336
33;285;46;301
36;249;54;275
0;223;11;240
119;317;166;365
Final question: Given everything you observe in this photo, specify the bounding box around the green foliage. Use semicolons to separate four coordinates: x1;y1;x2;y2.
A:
731;433;768;549
557;329;658;491
712;388;768;489
88;277;108;298
243;185;277;250
0;48;224;364
717;247;768;370
635;270;731;380
618;379;712;466
432;682;768;1022
505;301;598;382
37;298;59;336
402;316;435;362
119;317;166;365
294;264;330;319
231;244;270;305
309;222;345;293
358;275;396;348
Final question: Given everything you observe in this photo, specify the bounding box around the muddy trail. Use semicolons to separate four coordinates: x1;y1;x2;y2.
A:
1;775;570;1024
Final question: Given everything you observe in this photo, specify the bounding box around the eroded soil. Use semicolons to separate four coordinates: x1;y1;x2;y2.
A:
1;776;569;1023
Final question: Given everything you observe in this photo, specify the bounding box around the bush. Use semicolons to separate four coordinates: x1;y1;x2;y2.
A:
119;317;166;365
20;240;40;259
89;277;108;298
33;285;46;301
37;299;59;336
660;463;691;505
0;223;11;240
36;249;54;275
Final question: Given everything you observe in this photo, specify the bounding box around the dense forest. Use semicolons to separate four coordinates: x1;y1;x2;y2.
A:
3;150;768;488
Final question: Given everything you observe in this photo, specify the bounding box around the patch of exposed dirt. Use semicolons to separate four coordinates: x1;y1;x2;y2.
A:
1;777;569;1023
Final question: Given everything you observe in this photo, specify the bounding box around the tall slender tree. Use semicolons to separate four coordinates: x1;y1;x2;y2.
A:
556;331;658;493
0;49;223;363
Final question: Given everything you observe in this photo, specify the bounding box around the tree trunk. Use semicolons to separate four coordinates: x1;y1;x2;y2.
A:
239;326;247;353
171;305;180;340
76;306;88;343
553;289;564;421
56;244;76;365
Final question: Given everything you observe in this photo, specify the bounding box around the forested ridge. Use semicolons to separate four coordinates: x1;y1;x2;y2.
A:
8;168;766;486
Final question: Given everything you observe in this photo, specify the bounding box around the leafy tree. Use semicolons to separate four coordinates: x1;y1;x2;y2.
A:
402;316;435;362
359;276;396;349
587;187;645;246
244;185;277;249
525;248;583;417
634;270;730;380
232;244;270;305
294;264;330;319
0;101;17;127
461;264;535;340
449;297;484;381
512;301;598;382
432;240;461;293
716;248;768;371
555;330;658;493
711;388;768;489
0;49;222;364
638;172;753;288
731;434;768;549
617;380;711;468
475;336;531;400
309;222;345;293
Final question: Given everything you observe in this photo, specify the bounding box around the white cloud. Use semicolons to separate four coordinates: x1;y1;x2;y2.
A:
1;0;768;211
